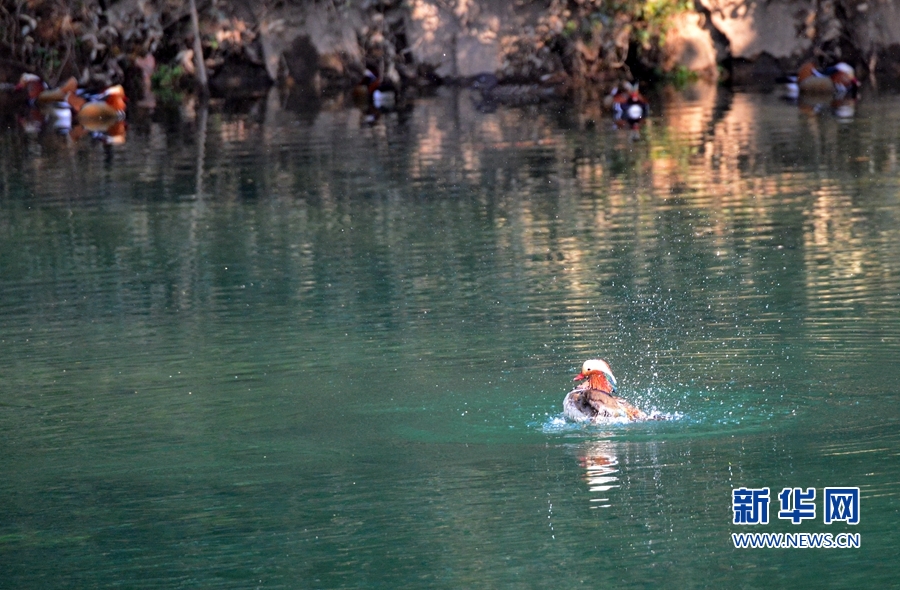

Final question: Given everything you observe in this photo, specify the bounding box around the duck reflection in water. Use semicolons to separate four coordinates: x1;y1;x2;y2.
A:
563;359;650;422
577;440;619;509
797;95;857;120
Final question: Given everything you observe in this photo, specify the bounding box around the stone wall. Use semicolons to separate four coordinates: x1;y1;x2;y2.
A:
264;0;721;91
6;0;900;97
698;0;900;84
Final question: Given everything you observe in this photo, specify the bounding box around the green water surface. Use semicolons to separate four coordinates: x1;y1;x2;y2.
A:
1;86;898;588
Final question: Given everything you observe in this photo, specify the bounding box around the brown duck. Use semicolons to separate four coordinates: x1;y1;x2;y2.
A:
563;359;648;422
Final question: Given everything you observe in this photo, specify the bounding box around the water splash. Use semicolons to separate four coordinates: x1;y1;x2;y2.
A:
540;409;682;433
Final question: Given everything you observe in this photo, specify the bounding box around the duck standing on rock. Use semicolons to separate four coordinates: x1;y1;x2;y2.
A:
563;359;648;422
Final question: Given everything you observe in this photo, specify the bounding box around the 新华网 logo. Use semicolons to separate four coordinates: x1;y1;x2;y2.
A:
731;486;861;549
733;487;859;525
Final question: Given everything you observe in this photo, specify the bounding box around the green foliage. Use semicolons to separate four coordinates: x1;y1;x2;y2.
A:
34;46;62;73
151;64;187;103
552;0;695;82
627;0;692;49
665;65;699;87
152;64;184;89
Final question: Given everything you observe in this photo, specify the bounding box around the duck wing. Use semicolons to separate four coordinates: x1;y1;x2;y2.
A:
586;390;649;421
584;390;625;416
563;388;595;422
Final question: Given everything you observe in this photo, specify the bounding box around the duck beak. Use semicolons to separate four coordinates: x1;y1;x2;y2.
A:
574;372;587;381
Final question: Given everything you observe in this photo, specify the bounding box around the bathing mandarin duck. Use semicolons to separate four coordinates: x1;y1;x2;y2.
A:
563;359;648;422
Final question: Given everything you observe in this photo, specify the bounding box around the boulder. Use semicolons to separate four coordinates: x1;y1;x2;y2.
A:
257;6;364;90
208;58;272;97
662;12;720;81
698;0;815;62
843;1;900;78
407;0;548;80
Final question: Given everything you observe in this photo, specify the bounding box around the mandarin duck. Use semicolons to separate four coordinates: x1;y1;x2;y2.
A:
13;74;78;132
563;359;649;423
354;69;396;110
67;84;127;131
607;82;649;129
781;62;859;100
353;69;399;124
15;74;78;106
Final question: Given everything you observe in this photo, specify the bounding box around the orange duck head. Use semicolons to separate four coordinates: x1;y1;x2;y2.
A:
574;359;618;394
824;62;859;97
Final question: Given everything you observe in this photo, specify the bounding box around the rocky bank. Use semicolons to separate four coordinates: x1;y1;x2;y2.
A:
3;0;900;102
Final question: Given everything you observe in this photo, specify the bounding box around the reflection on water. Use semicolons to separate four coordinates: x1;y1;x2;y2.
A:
12;101;127;146
1;83;900;587
577;439;619;508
